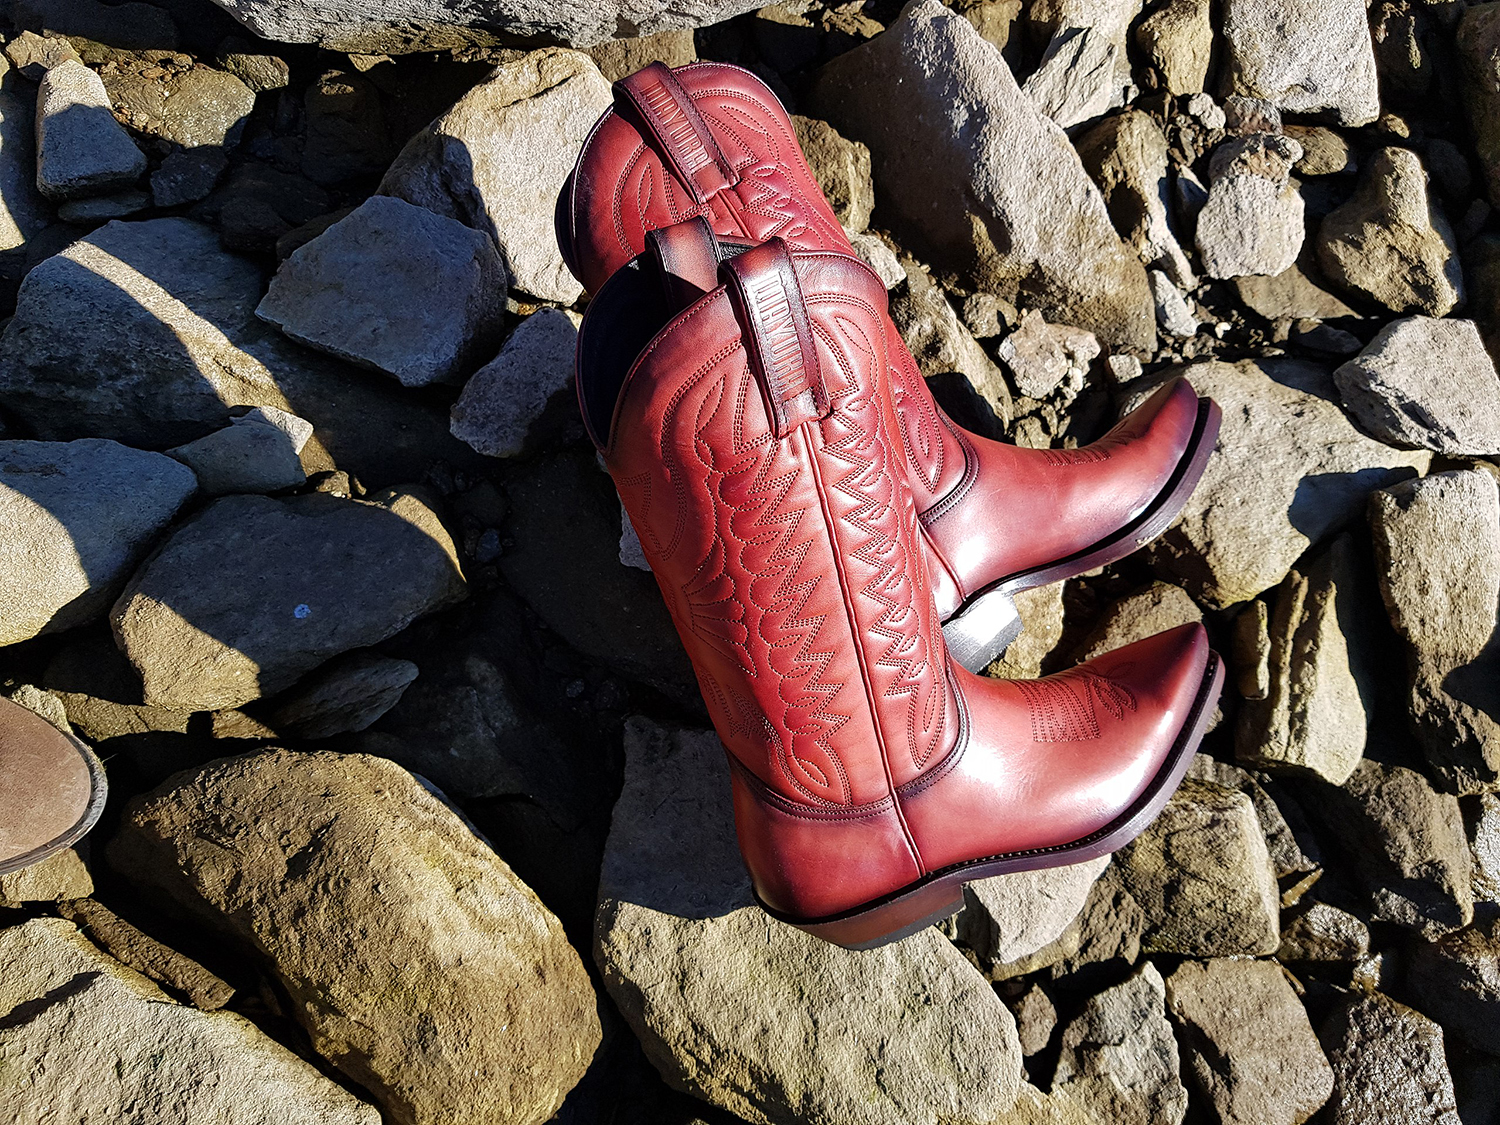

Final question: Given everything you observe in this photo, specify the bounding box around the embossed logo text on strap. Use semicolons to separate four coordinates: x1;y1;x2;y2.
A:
615;63;734;204
722;240;828;439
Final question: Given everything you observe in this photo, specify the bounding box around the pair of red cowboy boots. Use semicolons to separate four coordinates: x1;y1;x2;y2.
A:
562;62;1224;949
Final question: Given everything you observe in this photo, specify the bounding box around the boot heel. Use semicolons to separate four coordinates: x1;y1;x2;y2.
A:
942;588;1022;673
768;880;967;951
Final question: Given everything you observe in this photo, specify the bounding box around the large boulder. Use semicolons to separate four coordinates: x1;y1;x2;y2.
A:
1319;993;1462;1125
379;49;611;304
450;308;579;458
1164;958;1333;1125
1113;778;1281;956
1370;470;1500;793
205;0;762;51
0;917;381;1125
1139;359;1429;608
109;750;601;1125
954;857;1110;966
594;718;1025;1125
1219;0;1379;125
1051;962;1188;1125
34;58;146;199
1459;4;1500;207
1235;535;1372;784
1334;316;1500;456
110;489;466;710
1315;147;1464;317
257;196;507;388
1320;759;1474;937
0;439;197;645
809;0;1156;349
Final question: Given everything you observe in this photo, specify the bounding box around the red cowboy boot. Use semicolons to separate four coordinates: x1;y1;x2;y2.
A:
577;234;1222;948
0;695;107;876
557;61;1221;671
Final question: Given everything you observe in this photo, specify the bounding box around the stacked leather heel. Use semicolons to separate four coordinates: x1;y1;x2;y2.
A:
564;63;1225;949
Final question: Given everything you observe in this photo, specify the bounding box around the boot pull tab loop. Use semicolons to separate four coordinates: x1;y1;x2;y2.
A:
646;217;721;314
721;239;828;439
614;63;735;205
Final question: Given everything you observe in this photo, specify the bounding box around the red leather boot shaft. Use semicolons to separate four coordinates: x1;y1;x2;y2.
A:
592;242;959;814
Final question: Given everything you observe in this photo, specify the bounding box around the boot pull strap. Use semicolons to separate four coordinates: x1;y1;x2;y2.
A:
614;63;735;205
646;217;722;313
721;239;828;439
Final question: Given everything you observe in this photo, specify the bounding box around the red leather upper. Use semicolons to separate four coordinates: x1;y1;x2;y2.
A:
561;62;1208;621
578;239;1213;921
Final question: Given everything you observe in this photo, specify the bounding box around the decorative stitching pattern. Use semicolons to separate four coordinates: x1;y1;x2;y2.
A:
1013;665;1139;743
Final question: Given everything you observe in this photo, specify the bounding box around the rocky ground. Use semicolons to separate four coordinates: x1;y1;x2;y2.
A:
0;0;1498;1122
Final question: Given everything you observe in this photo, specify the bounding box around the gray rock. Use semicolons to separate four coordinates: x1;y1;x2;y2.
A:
1286;125;1356;177
261;651;419;739
34;59;146;200
847;230;905;289
0;847;91;905
100;56;255;149
1233;598;1271;699
1073;582;1202;664
810;0;1156;349
586;27;697;82
379;49;611;304
890;259;1012;427
57;897;235;1010
1316;147;1465;316
0;92;49;252
0;438;197;646
996;309;1100;399
1134;0;1212;95
257;196;507;388
1164;958;1333;1125
13;0;179;51
0;918;381;1125
1334;317;1500;455
450;308;578;459
1140;359;1429;608
1186;92;1226;129
299;69;390;186
42;632;195;744
110;750;600;1125
1236;536;1370;784
1052;962;1187;1125
985;582;1065;680
1185;755;1320;880
167;408;309;495
1471;792;1500;904
110;489;466;710
955;856;1109;966
1320;993;1461;1125
1150;270;1198;336
55;189;149;221
1370;470;1500;793
791;115;874;233
1234;260;1359;321
1459;4;1500;207
1277;901;1370;962
1197;133;1305;279
595;717;1025;1125
4;30;80;79
204;0;761;51
0;217;484;487
498;449;694;699
1322;759;1474;938
1076;109;1194;286
1022;26;1122;131
1114;777;1281;956
999;864;1144;981
1220;0;1379;125
215;37;290;93
1408;918;1500;1054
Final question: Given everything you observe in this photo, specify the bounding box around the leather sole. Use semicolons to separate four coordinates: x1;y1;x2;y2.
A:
940;396;1223;673
757;648;1224;950
0;734;108;877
